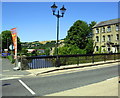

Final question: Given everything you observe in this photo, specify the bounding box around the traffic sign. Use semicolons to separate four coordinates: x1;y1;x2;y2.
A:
9;44;14;50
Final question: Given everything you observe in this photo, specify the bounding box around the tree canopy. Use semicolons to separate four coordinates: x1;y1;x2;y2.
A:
58;45;86;55
62;20;96;54
1;30;21;51
65;20;90;49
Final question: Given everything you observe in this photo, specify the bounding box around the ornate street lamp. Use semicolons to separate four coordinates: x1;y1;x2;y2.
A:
51;2;66;67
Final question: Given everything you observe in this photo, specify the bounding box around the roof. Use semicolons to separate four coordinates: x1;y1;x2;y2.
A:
93;18;120;28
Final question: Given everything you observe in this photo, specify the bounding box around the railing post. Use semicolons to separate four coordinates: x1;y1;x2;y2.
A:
77;56;79;66
114;53;116;61
104;54;106;62
92;54;94;64
55;56;61;67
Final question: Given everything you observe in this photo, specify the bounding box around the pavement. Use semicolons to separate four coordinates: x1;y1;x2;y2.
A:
45;77;118;96
1;58;31;80
2;63;119;96
26;59;120;76
1;58;120;79
1;58;120;96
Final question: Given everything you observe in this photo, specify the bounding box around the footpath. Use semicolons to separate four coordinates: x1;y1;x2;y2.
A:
45;77;118;96
26;59;120;76
1;58;120;96
1;58;31;80
1;58;120;79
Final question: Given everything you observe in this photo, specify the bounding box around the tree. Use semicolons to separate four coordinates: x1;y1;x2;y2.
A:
64;20;96;54
44;48;50;55
85;38;94;54
58;45;86;55
65;20;90;49
1;30;21;51
88;21;96;38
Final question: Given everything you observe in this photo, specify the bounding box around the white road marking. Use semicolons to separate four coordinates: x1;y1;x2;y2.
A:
3;70;10;72
18;79;36;95
0;77;20;80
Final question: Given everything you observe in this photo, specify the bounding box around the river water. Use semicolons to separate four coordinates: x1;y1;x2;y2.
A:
28;59;53;69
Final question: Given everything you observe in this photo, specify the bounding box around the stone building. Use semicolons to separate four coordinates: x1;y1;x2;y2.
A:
92;18;120;53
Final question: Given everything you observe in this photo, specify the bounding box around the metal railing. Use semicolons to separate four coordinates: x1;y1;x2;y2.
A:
20;53;120;70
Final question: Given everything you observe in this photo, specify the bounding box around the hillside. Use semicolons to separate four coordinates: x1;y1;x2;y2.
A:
39;40;64;44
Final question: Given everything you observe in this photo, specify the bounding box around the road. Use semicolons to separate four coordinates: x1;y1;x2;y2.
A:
1;58;30;80
2;63;119;96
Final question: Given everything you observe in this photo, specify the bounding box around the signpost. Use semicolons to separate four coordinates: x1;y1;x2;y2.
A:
9;44;14;51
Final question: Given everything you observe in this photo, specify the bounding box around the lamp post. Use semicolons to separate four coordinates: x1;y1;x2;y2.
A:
51;2;66;67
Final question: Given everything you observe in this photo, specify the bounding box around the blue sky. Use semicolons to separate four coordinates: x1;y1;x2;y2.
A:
2;2;118;42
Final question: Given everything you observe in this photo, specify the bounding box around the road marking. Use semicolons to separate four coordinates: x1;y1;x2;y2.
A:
18;79;36;95
0;77;20;80
3;70;10;72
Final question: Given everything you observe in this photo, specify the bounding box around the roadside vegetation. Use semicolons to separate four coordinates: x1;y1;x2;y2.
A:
1;19;119;66
54;20;96;55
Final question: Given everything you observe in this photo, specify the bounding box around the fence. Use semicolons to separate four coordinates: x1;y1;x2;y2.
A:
20;53;120;70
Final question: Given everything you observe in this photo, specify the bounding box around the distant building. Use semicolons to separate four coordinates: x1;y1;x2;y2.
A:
26;49;45;53
92;18;120;53
27;49;35;53
37;49;45;53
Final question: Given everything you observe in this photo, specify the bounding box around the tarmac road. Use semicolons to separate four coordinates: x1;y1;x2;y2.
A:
2;64;119;96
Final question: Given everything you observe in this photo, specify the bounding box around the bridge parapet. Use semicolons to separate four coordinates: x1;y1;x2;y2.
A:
19;53;120;70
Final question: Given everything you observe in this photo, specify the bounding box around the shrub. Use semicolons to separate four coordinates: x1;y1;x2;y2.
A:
7;55;15;63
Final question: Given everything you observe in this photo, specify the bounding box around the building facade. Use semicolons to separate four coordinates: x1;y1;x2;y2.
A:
92;19;120;53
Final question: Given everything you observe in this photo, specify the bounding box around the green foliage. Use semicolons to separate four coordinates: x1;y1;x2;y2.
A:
7;55;15;63
65;20;90;49
88;21;97;37
98;47;102;54
102;48;107;53
85;38;94;54
20;48;28;55
44;48;50;55
58;45;86;55
21;41;56;56
64;20;96;54
2;30;12;50
94;47;102;54
1;30;21;51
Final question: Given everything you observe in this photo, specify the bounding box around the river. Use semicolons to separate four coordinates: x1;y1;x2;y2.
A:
28;59;53;69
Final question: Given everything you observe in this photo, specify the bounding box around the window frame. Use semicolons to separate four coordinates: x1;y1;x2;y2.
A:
116;34;119;40
96;46;99;51
116;24;119;31
96;36;99;42
107;26;111;32
96;28;99;33
107;35;111;42
102;35;105;42
102;27;105;33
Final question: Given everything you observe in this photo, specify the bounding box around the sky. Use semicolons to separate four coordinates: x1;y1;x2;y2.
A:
2;2;118;42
